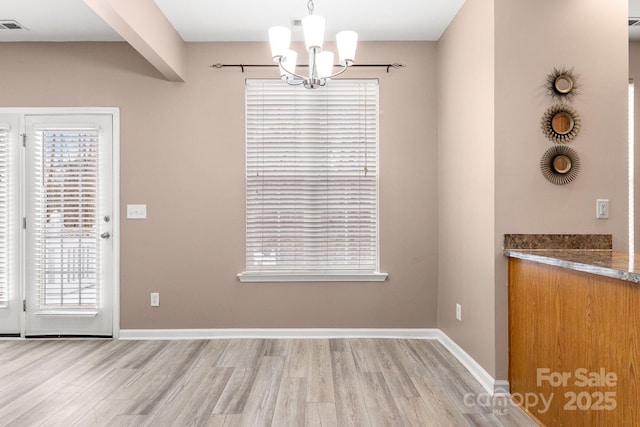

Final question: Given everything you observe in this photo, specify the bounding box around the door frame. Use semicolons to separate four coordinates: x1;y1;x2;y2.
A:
0;107;120;338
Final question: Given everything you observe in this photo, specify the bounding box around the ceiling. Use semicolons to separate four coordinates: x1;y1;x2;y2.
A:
0;0;466;43
1;1;638;43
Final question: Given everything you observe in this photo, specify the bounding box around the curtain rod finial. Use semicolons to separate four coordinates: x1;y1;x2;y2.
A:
387;63;404;72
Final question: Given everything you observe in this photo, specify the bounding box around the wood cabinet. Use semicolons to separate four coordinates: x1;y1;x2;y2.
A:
508;257;640;426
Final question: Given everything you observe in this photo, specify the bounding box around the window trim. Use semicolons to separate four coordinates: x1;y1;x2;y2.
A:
237;271;388;283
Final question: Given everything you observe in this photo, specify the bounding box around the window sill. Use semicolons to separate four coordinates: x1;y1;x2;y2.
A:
33;310;99;317
237;271;389;283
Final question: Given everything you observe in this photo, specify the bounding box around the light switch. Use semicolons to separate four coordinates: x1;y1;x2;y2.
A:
127;204;147;219
150;292;159;307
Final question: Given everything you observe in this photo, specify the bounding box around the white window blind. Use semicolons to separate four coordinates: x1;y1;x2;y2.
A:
0;126;9;307
32;126;99;308
244;79;380;276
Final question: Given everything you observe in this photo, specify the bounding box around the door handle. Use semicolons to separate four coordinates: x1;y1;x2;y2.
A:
100;232;111;239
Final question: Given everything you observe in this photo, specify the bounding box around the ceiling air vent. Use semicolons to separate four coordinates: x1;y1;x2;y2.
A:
0;20;26;30
630;18;640;27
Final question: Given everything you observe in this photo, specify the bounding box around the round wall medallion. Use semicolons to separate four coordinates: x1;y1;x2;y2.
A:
545;66;580;102
541;104;581;143
540;145;581;185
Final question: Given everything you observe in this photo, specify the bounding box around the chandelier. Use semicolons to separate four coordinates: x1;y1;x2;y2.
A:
268;0;358;89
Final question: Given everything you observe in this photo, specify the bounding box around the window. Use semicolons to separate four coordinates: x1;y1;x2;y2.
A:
629;79;635;256
0;118;18;314
31;126;100;307
240;79;386;282
0;125;10;307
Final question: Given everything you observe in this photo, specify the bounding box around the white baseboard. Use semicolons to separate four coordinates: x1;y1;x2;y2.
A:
118;327;507;395
119;328;441;340
493;380;511;395
434;330;509;395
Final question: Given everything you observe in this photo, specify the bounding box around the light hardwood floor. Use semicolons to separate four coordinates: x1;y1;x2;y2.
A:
0;338;537;427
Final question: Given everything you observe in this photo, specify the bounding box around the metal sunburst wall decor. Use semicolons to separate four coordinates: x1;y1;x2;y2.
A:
540;145;581;185
541;104;581;144
545;66;580;103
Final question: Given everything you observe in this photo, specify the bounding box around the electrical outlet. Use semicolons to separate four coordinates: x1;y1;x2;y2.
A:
127;204;147;219
456;303;462;321
596;199;609;219
150;292;160;307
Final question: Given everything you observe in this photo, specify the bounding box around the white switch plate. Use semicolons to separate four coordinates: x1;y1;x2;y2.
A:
596;199;609;219
127;204;147;219
456;304;462;321
150;292;160;307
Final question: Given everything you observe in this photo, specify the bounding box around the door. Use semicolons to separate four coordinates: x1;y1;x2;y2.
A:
24;115;114;337
0;115;21;335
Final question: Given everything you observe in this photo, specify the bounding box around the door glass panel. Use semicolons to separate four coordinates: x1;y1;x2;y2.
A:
0;126;9;308
36;129;99;308
0;115;20;334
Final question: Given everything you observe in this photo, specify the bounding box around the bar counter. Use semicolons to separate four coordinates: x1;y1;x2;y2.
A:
504;234;639;426
503;249;640;283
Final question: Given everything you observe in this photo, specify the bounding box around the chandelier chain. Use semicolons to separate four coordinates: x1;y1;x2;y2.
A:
307;0;314;15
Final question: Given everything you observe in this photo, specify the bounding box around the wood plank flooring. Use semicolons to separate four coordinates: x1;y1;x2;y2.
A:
0;338;537;427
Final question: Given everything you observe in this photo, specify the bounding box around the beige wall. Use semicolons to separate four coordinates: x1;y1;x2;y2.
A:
437;0;497;376
494;0;628;380
0;41;440;329
438;0;628;380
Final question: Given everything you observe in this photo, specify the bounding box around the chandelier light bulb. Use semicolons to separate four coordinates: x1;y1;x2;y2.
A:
280;50;298;79
316;51;334;79
336;30;358;66
268;26;291;60
302;15;326;51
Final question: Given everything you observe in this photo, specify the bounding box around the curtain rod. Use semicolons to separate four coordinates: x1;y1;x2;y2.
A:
210;63;405;73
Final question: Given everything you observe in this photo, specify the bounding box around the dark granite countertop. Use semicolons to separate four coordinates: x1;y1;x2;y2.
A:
503;234;640;283
503;249;640;283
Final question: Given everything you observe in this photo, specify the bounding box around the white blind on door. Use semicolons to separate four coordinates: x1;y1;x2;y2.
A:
32;126;100;308
245;79;379;273
0;127;9;307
